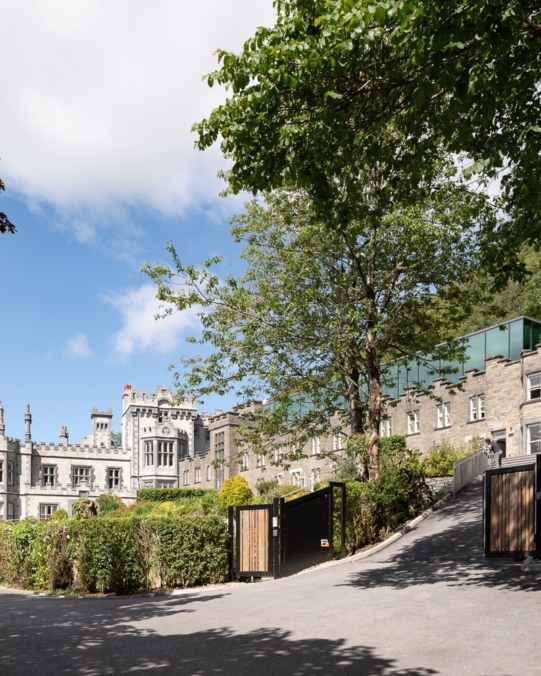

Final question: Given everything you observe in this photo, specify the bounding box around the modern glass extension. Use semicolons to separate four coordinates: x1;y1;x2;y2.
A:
382;316;541;401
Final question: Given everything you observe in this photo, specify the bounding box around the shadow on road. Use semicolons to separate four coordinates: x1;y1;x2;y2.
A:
0;592;438;675
342;479;541;593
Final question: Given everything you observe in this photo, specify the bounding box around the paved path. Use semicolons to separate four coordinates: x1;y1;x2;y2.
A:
1;480;540;676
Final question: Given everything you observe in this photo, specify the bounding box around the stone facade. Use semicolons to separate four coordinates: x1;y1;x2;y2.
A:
386;345;541;459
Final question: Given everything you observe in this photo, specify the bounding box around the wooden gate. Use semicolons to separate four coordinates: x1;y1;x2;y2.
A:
484;456;540;557
231;504;273;577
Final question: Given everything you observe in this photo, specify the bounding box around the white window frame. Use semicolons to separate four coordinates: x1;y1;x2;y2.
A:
437;403;451;429
0;502;3;519
527;423;541;454
469;395;486;421
7;461;14;485
380;418;393;437
40;504;58;521
273;473;283;485
273;447;283;463
332;433;343;451
291;469;304;487
240;452;249;471
107;468;121;490
311;467;321;484
407;410;420;435
183;469;190;486
206;465;211;482
42;465;56;487
157;441;175;468
195;467;201;484
256;454;265;468
144;441;154;467
73;466;91;488
311;437;321;455
528;373;541;401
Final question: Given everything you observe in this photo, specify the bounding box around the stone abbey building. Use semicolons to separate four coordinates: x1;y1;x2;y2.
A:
2;316;541;520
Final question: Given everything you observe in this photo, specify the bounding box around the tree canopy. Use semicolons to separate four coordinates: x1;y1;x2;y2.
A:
0;178;15;234
145;173;493;478
194;0;541;279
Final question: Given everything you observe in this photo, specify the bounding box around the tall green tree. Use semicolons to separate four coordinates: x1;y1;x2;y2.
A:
144;176;492;479
194;0;541;281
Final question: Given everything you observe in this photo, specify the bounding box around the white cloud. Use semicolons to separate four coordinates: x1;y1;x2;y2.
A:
0;0;275;222
103;283;200;360
65;332;94;359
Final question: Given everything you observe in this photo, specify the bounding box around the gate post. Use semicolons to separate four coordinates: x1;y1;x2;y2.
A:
228;506;235;581
339;483;346;558
273;498;280;579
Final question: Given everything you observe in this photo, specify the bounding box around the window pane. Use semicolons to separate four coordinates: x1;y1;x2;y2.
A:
463;332;485;373
486;326;509;359
509;320;524;360
478;395;485;419
528;424;541;454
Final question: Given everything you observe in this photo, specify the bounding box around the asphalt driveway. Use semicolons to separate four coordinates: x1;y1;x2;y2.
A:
1;479;539;676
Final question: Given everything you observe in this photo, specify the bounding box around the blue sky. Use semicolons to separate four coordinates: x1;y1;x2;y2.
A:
0;0;275;443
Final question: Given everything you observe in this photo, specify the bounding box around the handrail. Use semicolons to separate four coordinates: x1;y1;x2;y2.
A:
453;447;488;495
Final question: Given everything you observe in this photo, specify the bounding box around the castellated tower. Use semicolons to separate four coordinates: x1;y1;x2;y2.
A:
80;408;113;447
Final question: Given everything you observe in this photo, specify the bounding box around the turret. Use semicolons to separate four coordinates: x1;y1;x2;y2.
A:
60;425;69;447
25;404;32;443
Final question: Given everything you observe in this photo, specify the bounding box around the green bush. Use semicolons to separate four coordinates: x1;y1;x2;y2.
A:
419;440;471;477
0;513;229;594
219;475;253;508
72;498;97;519
344;452;433;554
138;488;217;502
96;493;124;515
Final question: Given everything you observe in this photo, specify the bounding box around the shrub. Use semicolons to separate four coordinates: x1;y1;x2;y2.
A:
72;499;97;519
0;513;230;594
71;517;143;593
419;440;471;477
96;493;124;515
138;488;216;502
256;479;279;496
344;449;433;553
219;476;253;508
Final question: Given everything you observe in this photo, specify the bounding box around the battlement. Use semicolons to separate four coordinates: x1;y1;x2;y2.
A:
122;384;196;410
34;441;129;455
91;407;112;416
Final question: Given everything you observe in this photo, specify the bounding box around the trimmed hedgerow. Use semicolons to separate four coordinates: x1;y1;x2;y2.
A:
150;515;229;588
0;513;229;594
138;487;217;502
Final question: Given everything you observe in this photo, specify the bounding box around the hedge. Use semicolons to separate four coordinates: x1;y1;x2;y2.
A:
0;514;229;594
137;487;217;502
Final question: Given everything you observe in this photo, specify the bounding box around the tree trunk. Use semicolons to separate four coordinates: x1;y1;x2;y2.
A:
347;356;368;480
366;326;381;481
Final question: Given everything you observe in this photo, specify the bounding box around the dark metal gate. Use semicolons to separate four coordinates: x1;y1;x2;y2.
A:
277;482;346;577
484;455;541;558
230;482;346;579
